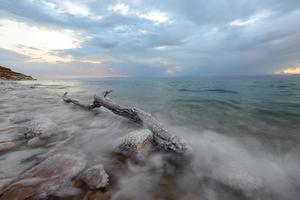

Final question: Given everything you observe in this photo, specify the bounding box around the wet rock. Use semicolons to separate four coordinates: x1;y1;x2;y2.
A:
0;148;44;190
0;154;86;200
54;184;83;198
83;190;111;200
0;141;18;154
114;129;154;160
79;164;109;189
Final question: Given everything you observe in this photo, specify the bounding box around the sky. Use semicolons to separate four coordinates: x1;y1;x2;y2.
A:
0;0;300;78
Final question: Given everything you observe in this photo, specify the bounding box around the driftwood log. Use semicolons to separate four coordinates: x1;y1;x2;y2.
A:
63;91;189;154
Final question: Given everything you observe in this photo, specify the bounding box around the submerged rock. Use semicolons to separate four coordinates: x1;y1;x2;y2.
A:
114;129;154;160
212;161;263;194
0;141;18;154
0;154;86;200
79;164;109;189
83;190;111;200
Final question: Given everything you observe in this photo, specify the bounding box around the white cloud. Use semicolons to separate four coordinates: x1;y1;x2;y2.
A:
146;57;181;75
113;25;128;32
153;46;169;50
108;3;170;25
0;19;100;63
165;65;182;75
40;0;103;20
137;10;170;25
230;10;271;26
56;0;90;17
0;19;81;50
108;3;129;15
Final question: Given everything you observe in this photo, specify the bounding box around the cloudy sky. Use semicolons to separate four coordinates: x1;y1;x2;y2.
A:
1;0;300;78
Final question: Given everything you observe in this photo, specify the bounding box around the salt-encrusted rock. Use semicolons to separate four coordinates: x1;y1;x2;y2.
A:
22;116;58;148
27;137;47;147
26;116;58;139
79;164;109;189
114;129;154;160
0;154;86;200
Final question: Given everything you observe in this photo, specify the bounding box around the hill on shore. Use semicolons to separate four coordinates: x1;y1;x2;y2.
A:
0;66;35;80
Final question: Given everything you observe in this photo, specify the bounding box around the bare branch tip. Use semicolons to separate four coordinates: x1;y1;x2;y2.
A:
103;90;113;98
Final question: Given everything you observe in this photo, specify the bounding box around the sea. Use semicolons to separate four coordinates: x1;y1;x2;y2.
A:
0;75;300;200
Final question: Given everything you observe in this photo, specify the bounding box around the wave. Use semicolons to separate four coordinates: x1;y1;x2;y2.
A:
174;98;241;110
205;89;238;94
177;88;202;92
178;88;238;94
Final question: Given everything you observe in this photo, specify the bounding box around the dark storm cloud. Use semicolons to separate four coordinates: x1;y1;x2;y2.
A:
0;0;300;77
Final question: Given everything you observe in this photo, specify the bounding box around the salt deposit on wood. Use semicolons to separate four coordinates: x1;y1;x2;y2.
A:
63;91;190;155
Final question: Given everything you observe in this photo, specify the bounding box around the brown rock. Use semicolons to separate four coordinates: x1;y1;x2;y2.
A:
83;191;111;200
0;66;35;80
0;154;86;200
0;141;18;154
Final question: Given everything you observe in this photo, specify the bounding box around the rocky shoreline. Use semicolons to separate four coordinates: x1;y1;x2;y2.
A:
1;81;296;200
0;66;35;80
0;82;192;200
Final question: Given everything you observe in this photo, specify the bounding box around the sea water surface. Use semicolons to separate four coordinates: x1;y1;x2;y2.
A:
0;75;300;199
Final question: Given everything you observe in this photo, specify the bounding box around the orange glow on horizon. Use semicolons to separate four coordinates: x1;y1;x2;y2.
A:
276;67;300;75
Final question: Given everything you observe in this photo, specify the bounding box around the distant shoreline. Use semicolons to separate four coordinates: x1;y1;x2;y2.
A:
0;66;35;81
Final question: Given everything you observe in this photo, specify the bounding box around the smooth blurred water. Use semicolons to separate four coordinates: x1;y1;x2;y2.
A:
78;75;300;148
1;75;300;200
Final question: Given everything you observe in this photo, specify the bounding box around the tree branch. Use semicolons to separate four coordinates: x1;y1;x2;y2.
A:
63;92;100;110
63;91;189;154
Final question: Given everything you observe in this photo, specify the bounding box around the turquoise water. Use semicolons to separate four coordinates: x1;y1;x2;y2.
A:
78;75;300;149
